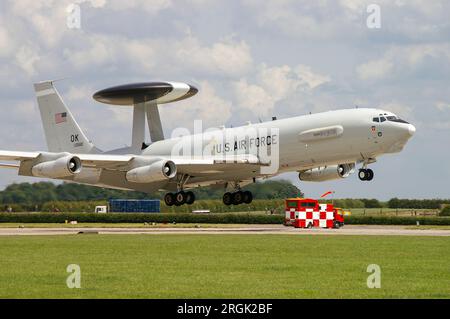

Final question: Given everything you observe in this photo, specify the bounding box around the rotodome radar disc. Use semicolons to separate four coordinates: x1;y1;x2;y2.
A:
93;82;198;105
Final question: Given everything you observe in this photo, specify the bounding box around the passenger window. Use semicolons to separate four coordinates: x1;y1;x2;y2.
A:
373;117;379;122
380;117;386;122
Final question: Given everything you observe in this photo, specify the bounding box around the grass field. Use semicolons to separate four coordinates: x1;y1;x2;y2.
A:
348;208;438;216
0;234;448;299
0;222;264;228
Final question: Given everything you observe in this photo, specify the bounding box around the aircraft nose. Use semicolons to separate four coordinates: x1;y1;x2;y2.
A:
407;124;416;136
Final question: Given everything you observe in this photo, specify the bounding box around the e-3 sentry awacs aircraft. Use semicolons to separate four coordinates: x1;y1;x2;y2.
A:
0;80;415;206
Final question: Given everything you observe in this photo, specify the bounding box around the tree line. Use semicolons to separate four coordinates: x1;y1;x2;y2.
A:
0;180;303;205
0;181;447;210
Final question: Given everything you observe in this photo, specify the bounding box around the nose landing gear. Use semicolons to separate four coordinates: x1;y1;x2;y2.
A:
358;168;374;181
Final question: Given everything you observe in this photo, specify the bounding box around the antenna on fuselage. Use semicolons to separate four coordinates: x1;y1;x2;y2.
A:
93;82;198;152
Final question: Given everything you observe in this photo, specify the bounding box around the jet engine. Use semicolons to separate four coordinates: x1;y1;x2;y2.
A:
126;160;177;183
31;155;82;178
299;163;355;182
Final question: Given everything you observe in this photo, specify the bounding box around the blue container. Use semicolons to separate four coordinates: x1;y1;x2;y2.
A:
109;199;160;213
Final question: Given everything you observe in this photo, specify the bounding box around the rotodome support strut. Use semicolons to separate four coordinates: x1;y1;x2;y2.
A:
93;81;198;152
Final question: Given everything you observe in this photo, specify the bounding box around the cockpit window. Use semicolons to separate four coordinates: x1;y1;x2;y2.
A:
374;115;409;123
387;116;409;124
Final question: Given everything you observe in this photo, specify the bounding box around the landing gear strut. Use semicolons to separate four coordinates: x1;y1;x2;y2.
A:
164;174;196;206
358;168;374;181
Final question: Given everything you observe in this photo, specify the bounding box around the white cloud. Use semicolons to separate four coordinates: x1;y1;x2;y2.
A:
66;85;94;102
107;0;171;14
174;36;253;77
62;34;252;78
376;102;413;119
357;58;393;80
357;43;450;80
63;37;115;69
160;81;233;130
234;63;330;116
294;65;330;89
0;26;13;58
15;45;41;76
436;101;450;111
232;79;275;117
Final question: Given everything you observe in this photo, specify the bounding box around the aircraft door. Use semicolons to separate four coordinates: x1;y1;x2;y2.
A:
369;116;384;150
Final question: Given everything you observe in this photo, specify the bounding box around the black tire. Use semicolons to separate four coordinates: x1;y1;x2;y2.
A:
232;191;244;205
185;191;195;205
358;169;367;181
175;191;186;206
243;191;253;204
164;193;175;206
334;221;341;229
223;192;233;206
307;222;313;229
366;169;374;181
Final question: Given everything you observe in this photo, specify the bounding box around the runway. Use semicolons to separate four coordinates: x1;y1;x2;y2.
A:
0;225;449;236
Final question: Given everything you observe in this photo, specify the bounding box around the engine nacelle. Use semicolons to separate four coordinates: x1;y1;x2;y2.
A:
299;163;355;182
126;160;177;183
31;155;82;178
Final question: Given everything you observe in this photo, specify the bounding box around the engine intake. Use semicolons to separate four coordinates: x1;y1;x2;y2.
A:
299;163;355;182
32;155;82;178
126;160;177;183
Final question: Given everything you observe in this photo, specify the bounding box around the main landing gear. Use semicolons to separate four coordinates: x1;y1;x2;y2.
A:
164;191;195;206
358;168;374;181
223;190;253;205
164;174;196;206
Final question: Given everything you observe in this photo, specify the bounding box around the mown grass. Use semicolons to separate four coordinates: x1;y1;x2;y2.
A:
0;234;448;298
0;222;273;228
349;208;438;216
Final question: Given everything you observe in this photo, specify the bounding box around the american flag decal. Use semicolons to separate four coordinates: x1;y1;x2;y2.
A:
55;112;67;124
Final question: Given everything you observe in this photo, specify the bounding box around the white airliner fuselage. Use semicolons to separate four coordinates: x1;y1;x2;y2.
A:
145;108;414;174
0;81;415;206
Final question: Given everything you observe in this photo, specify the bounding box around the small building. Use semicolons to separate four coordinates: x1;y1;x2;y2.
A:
109;199;160;213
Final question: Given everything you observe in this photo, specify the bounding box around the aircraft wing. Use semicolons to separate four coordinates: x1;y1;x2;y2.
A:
170;154;269;176
0;151;269;175
0;151;40;162
0;151;134;170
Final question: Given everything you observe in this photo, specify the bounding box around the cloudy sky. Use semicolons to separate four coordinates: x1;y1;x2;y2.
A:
0;0;449;199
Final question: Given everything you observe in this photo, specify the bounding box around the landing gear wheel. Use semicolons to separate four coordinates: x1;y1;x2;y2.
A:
359;169;374;181
175;191;186;206
223;192;233;206
185;191;195;205
333;221;341;229
164;193;175;206
243;191;253;204
358;169;367;181
232;191;244;205
366;169;374;181
307;222;313;229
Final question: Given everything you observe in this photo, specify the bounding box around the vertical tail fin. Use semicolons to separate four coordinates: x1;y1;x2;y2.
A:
34;81;96;154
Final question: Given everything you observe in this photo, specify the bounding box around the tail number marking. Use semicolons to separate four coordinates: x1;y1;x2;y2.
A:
70;134;79;142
